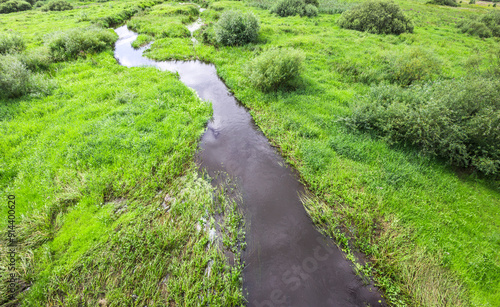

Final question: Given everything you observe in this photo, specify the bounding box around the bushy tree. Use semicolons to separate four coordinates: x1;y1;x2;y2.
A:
270;0;319;17
214;10;260;46
338;1;413;35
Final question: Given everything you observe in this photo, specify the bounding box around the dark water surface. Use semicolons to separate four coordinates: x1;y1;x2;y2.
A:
114;25;385;307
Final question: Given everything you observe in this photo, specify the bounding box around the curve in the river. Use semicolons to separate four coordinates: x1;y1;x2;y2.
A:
114;25;386;307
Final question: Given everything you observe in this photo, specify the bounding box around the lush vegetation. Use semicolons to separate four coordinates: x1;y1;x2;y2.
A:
458;11;500;37
247;47;305;91
0;1;244;305
214;10;260;45
270;0;319;17
338;1;414;34
347;77;500;175
2;0;500;306
427;0;459;7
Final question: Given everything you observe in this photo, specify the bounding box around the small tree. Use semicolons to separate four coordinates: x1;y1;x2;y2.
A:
214;10;260;46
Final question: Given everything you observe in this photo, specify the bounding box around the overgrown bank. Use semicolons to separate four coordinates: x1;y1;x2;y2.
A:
0;1;245;305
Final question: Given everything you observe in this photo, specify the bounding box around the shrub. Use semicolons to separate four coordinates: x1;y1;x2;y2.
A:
214;10;260;46
338;1;413;35
41;0;72;11
247;47;305;92
46;27;117;61
0;55;30;98
458;20;492;38
347;77;500;176
427;0;459;7
0;0;31;14
480;11;500;37
457;12;500;38
304;4;319;17
0;32;25;54
318;0;357;14
386;48;441;86
305;0;319;6
0;54;53;99
19;47;52;71
270;0;306;17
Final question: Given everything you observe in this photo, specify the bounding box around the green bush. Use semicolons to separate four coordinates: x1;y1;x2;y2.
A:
19;47;52;71
480;11;500;37
305;0;319;6
457;12;500;38
347;78;500;176
318;0;357;14
0;32;25;54
0;54;53;99
427;0;459;7
46;27;117;61
270;0;306;17
247;47;305;92
0;0;31;14
458;20;493;38
386;48;441;86
214;10;260;46
338;1;413;35
41;0;72;11
304;4;319;17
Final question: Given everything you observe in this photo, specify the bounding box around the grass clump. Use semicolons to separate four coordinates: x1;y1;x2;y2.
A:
214;10;260;46
458;11;500;38
338;1;413;35
0;32;25;55
427;0;459;7
0;0;31;14
348;78;500;176
131;34;153;48
247;47;305;92
41;0;72;11
46;26;117;61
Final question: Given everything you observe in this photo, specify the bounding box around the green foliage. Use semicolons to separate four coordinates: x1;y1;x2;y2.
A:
0;32;25;55
0;54;30;98
0;54;53;98
270;0;306;17
41;0;72;11
337;1;414;35
214;10;260;46
94;6;140;28
318;0;357;14
18;47;52;71
458;12;500;38
247;47;305;92
386;47;441;86
304;3;319;16
131;33;153;48
46;27;117;61
0;0;31;14
305;0;319;6
427;0;459;7
348;78;500;176
458;20;493;37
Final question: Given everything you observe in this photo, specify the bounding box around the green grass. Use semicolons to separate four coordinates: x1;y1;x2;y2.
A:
0;1;245;305
2;0;500;305
177;1;498;305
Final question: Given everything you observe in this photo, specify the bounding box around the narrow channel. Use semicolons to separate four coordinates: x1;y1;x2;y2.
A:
114;25;385;306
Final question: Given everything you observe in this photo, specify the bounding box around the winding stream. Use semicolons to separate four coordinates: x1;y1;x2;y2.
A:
114;24;385;306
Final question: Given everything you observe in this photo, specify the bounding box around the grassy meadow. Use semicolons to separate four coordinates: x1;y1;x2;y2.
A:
1;0;499;305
